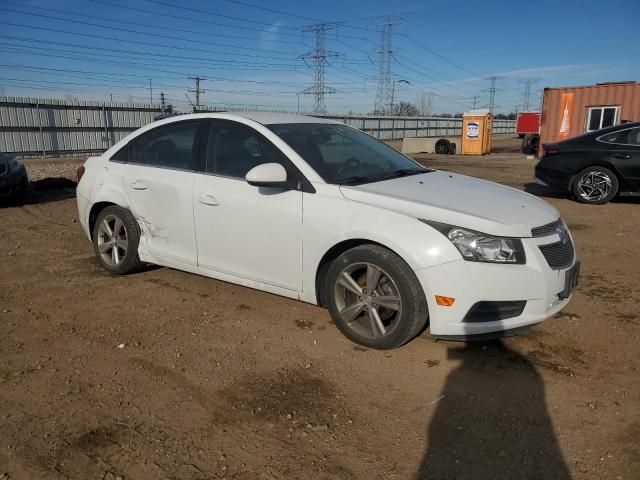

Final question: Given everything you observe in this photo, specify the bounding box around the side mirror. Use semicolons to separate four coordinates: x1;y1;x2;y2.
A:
245;163;289;188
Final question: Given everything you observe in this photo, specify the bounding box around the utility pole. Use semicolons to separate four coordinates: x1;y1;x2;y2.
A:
471;95;480;109
188;76;206;111
483;75;503;113
373;15;405;114
299;23;339;115
149;78;153;104
160;92;166;113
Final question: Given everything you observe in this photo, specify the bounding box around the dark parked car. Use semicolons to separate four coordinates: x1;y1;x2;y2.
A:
0;152;29;198
535;122;640;204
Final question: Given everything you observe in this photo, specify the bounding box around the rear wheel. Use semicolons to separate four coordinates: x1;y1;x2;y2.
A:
572;166;618;204
435;138;450;154
92;205;143;274
325;245;428;349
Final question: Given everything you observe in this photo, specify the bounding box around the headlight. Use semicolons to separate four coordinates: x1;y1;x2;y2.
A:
421;220;526;264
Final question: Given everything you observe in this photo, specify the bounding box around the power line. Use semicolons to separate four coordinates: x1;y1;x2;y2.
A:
0;8;298;58
3;0;302;47
396;34;479;77
299;23;340;114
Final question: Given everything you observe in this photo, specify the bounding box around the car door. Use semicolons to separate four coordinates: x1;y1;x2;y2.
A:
121;120;203;266
600;126;640;190
193;120;303;292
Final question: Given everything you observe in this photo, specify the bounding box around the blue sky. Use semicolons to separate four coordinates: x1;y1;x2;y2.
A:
0;0;638;113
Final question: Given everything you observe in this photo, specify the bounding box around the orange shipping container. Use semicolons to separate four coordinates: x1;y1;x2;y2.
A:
540;81;640;154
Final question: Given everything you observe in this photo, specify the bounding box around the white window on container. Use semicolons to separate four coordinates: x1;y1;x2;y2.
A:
586;106;619;131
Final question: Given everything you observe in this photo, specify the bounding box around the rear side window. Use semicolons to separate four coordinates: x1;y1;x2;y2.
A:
600;127;640;145
114;121;200;170
204;121;289;179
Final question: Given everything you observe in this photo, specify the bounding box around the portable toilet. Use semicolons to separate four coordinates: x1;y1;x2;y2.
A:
461;109;493;155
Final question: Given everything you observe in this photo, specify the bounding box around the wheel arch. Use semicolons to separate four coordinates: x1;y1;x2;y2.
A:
88;201;118;237
314;238;411;308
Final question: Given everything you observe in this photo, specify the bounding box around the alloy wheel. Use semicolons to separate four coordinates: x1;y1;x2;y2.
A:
334;262;402;339
577;170;612;202
96;214;128;267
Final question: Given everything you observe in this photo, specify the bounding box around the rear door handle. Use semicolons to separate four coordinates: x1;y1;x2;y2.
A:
130;179;147;190
613;154;631;159
198;193;219;206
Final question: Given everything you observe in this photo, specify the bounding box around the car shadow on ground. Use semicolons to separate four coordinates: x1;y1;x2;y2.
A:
0;177;77;208
524;182;640;204
415;340;571;480
523;182;569;199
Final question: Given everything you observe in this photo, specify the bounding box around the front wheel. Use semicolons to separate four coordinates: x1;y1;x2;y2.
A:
92;205;143;275
572;166;618;204
326;245;429;349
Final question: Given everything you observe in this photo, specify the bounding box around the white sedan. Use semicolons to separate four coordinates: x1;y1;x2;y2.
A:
76;112;579;349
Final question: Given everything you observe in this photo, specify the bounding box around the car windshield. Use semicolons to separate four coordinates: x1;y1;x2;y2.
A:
266;123;430;185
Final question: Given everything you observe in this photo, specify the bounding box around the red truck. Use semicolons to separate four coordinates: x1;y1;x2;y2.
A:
516;111;541;137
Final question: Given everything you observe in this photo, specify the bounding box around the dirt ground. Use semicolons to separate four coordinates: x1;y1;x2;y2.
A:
1;137;638;480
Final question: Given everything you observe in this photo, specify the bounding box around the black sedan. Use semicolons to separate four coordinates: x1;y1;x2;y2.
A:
535;122;640;204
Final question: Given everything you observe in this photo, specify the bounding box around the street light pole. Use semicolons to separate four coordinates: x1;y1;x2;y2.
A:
390;79;410;115
390;79;410;139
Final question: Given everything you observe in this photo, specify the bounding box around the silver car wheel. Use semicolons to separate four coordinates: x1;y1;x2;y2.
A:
334;262;402;340
577;170;612;202
96;214;128;267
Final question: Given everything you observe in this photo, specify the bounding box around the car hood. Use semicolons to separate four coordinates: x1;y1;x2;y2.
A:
339;170;559;237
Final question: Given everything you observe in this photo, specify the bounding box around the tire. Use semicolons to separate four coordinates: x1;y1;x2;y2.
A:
434;139;450;155
572;166;619;204
325;245;428;349
521;134;539;154
92;205;143;275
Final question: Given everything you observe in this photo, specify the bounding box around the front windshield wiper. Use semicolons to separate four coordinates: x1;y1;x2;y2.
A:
336;175;376;186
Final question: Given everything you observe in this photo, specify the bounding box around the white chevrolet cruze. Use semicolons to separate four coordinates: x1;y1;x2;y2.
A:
76;113;579;349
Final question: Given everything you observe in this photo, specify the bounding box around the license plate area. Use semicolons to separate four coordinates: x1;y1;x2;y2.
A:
558;261;580;299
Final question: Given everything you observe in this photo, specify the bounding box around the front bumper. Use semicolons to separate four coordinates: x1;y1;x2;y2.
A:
416;234;577;338
0;165;28;197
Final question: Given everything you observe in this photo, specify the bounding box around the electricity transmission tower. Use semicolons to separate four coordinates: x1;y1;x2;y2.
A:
373;15;404;114
299;23;339;115
520;78;538;111
188;76;206;111
484;75;503;113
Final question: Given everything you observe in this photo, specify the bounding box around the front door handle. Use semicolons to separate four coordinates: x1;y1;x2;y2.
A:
613;153;631;159
130;179;147;190
198;193;219;206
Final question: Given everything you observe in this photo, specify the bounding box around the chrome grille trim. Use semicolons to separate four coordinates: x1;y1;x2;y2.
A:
531;218;563;237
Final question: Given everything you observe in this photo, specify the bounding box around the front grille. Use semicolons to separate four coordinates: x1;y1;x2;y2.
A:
0;163;7;176
531;218;562;237
539;239;575;269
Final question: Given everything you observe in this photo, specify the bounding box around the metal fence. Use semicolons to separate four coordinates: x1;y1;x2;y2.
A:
321;115;516;140
0;96;516;156
0;96;162;156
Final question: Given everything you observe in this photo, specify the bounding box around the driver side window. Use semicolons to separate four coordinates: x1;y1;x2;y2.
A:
204;121;289;179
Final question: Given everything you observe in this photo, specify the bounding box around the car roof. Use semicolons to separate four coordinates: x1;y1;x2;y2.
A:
227;111;339;125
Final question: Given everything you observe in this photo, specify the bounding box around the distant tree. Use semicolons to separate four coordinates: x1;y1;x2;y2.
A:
494;113;508;120
393;101;419;116
453;112;464;118
416;92;433;116
507;112;517;120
